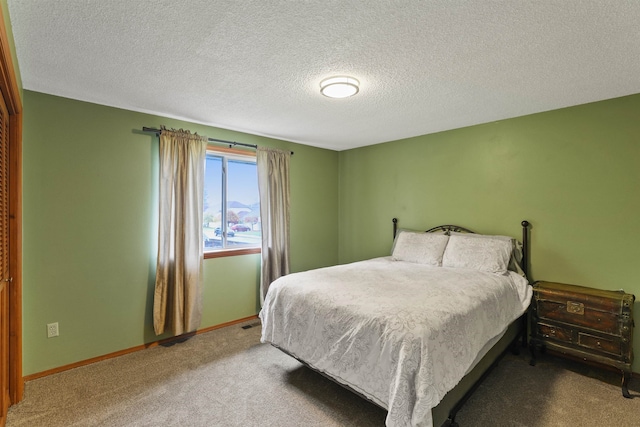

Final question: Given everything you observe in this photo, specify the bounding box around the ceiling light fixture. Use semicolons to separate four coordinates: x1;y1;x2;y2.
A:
320;76;360;98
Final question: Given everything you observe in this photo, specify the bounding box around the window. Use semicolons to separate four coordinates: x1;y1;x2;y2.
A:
203;147;261;257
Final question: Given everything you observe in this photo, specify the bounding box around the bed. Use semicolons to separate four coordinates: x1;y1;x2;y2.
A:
260;219;532;427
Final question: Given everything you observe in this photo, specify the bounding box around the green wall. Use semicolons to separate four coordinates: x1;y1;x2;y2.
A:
338;93;640;372
22;90;339;375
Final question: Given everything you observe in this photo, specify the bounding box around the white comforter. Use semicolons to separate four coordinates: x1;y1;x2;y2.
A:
260;257;532;427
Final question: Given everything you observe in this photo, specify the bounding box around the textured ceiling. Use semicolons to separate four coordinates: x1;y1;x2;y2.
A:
8;1;640;151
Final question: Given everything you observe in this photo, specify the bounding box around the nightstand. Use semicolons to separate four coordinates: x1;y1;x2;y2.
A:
529;281;635;398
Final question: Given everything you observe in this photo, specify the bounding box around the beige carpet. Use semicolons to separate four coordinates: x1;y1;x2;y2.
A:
7;320;640;427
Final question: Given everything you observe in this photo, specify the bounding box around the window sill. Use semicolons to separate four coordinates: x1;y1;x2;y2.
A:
204;247;261;259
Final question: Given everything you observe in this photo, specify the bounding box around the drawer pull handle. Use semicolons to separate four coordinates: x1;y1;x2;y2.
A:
567;301;584;315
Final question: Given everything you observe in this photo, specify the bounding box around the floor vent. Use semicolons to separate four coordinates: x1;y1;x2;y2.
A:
241;322;261;330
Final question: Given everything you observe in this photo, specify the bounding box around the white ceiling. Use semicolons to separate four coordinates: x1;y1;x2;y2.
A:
8;1;640;151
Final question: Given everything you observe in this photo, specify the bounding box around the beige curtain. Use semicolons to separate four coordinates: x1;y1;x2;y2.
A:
153;127;207;336
257;147;291;304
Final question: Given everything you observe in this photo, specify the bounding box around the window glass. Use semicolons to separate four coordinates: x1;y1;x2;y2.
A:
203;150;260;252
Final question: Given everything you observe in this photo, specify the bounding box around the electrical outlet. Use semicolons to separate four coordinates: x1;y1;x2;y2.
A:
47;322;59;338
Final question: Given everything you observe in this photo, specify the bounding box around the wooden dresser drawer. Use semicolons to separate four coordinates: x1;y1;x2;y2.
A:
537;322;573;344
537;300;619;334
578;332;621;356
529;281;635;398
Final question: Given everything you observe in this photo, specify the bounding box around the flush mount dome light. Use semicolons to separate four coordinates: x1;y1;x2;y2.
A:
320;76;360;98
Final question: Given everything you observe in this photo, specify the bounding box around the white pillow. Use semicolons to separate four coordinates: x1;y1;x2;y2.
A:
449;231;524;275
391;231;450;266
442;234;512;273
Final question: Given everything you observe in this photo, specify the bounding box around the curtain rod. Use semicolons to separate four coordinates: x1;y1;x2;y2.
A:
141;127;293;155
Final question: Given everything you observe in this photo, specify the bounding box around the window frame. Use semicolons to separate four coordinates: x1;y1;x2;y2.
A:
203;146;261;259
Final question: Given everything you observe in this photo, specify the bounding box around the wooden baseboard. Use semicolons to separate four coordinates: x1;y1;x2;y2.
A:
23;320;638;384
23;315;259;382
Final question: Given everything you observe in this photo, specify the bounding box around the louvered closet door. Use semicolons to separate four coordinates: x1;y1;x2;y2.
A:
0;91;9;419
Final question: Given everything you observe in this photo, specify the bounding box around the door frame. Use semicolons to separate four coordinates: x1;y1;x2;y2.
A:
0;5;24;407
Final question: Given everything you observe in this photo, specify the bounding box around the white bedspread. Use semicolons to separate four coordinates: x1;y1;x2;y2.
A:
260;257;532;427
